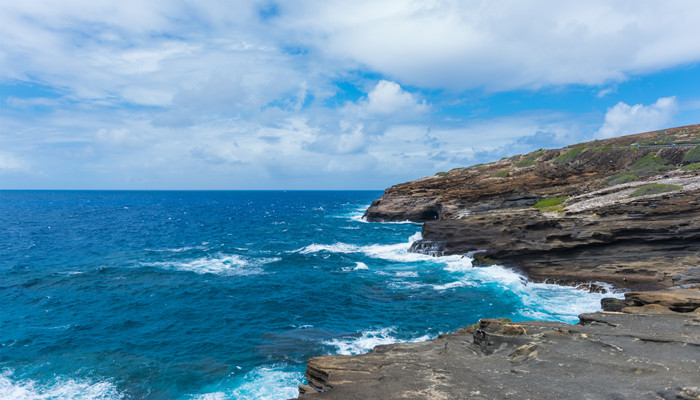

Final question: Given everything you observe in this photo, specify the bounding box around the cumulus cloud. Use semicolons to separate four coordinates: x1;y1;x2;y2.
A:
362;80;428;115
278;0;700;91
596;97;678;139
0;1;697;189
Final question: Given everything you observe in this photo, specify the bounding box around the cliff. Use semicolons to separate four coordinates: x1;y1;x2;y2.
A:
365;124;700;291
297;124;700;399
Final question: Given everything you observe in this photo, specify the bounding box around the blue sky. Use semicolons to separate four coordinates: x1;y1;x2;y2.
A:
1;1;700;189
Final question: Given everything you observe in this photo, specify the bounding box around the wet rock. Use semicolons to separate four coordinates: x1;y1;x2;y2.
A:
601;297;628;312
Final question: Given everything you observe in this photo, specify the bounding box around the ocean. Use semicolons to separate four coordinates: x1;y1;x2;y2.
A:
0;191;618;399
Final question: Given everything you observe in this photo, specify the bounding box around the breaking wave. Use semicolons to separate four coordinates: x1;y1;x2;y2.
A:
0;369;123;400
188;365;304;400
323;327;431;356
143;254;278;276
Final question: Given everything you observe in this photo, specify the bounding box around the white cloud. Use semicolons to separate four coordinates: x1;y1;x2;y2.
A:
278;0;700;91
596;96;678;139
596;87;616;98
96;128;140;147
0;152;27;171
0;1;696;189
362;80;427;115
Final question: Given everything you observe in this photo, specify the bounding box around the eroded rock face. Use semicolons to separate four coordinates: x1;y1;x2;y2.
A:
297;308;700;400
364;125;700;290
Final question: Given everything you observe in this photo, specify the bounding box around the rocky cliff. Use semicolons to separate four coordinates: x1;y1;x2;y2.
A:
297;124;700;399
366;124;700;291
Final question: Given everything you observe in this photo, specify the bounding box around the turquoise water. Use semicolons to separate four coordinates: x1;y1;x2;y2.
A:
0;191;617;399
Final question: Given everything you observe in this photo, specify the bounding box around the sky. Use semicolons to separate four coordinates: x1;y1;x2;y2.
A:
2;1;700;190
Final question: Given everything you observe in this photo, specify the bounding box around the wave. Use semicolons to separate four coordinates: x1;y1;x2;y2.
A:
353;262;369;270
323;327;432;356
298;231;622;322
143;254;279;276
188;365;303;400
145;245;208;253
0;369;123;400
294;232;425;263
439;261;624;323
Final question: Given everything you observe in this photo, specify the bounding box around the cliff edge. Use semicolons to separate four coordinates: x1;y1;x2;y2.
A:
365;124;700;290
297;124;700;399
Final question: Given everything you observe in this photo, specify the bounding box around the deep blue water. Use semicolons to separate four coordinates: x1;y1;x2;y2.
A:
0;191;617;399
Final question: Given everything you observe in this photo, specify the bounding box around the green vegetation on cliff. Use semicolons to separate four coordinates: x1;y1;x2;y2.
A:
682;145;700;163
532;197;568;211
681;163;700;171
553;146;586;164
603;173;638;186
629;183;682;198
629;153;674;176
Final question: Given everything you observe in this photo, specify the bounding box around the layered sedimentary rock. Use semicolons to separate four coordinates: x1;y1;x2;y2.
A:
298;307;700;399
365;124;700;290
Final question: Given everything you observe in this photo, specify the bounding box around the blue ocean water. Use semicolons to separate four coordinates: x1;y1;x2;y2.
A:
0;191;619;399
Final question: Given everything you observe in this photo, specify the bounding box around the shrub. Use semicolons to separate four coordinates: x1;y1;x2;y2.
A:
629;153;673;176
681;163;700;171
514;159;536;168
457;324;479;334
682;145;700;163
493;170;510;178
532;196;568;210
629;184;682;198
602;173;638;186
436;171;448;176
554;146;586;164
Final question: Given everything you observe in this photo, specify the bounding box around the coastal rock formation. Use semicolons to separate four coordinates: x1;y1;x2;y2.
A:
296;125;700;399
298;307;700;399
365;124;700;290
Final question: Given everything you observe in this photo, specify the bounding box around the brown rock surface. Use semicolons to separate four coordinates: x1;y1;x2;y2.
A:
365;125;700;290
297;309;700;399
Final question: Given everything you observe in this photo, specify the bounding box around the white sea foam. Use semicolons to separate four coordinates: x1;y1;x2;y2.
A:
190;365;303;400
432;280;474;291
300;231;619;322
145;246;199;253
388;281;430;290
323;328;432;356
144;254;278;276
353;262;369;270
294;232;426;264
435;258;625;322
0;369;123;400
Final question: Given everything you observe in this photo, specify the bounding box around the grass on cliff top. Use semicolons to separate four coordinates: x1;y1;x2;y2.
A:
682;145;700;163
681;162;700;171
602;173;638;186
629;183;682;198
532;196;568;211
629;153;674;176
553;146;586;164
514;159;536;168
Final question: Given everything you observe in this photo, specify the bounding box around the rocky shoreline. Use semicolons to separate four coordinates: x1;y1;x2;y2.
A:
297;125;700;399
